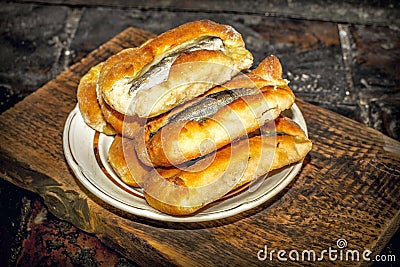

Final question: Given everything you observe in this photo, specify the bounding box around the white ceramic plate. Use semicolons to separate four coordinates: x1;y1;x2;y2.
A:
63;103;308;222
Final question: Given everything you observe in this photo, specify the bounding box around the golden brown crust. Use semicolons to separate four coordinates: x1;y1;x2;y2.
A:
98;20;253;117
76;60;145;138
135;58;296;167
76;63;116;135
141;85;294;167
97;94;145;139
133;49;239;118
143;137;251;215
205;55;286;95
143;116;312;215
250;54;283;81
108;135;152;187
235;116;312;188
137;55;287;141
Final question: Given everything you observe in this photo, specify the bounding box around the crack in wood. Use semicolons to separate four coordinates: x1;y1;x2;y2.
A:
337;23;355;104
50;7;83;77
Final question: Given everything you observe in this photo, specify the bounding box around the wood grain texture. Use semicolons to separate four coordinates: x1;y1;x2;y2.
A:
0;27;399;267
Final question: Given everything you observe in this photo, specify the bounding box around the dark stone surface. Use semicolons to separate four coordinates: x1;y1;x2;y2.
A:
0;178;24;265
350;24;400;140
0;1;399;266
245;18;353;116
16;0;400;26
0;3;71;112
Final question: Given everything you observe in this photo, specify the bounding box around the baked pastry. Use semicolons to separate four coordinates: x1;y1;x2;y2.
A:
135;55;295;167
97;92;145;139
108;135;151;187
75;21;312;217
76;63;116;135
76;61;146;138
97;20;253;118
143;116;312;215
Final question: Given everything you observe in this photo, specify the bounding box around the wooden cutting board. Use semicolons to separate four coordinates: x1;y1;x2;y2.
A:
0;27;399;267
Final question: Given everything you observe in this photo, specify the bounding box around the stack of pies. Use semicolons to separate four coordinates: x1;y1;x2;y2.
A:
77;20;312;215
